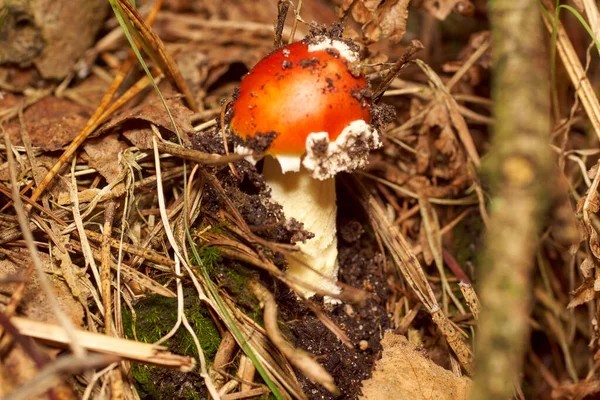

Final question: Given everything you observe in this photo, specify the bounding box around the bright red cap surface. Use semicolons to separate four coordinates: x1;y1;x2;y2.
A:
230;38;372;157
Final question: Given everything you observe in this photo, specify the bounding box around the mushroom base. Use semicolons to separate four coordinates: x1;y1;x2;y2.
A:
262;156;340;299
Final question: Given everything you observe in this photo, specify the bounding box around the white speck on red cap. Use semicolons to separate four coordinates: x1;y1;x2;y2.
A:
307;37;359;63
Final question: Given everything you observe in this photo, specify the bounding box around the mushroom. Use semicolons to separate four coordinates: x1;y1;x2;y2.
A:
230;34;381;299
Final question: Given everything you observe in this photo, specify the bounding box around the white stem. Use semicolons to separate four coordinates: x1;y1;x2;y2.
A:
262;156;339;298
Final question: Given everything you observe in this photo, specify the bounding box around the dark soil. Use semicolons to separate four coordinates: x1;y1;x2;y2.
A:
280;217;391;400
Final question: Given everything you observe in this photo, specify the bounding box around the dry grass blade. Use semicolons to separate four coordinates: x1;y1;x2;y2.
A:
217;295;307;400
115;0;199;112
367;193;436;310
82;229;176;267
418;194;466;315
3;130;86;359
542;3;600;141
10;317;195;371
415;59;481;168
458;282;480;320
67;239;176;298
359;182;474;374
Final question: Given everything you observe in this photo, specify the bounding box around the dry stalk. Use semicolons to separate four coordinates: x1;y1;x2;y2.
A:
10;316;194;370
115;0;198;112
155;140;245;165
541;3;600;141
418;194;466;314
99;200;124;397
239;354;256;392
446;36;491;90
364;187;475;374
249;280;338;395
458;282;480;320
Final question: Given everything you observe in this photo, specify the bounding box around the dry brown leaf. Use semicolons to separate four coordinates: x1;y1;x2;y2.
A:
568;277;596;308
360;333;472;399
338;0;409;43
96;98;194;145
365;0;410;43
0;256;83;325
0;0;108;79
0;255;85;397
83;133;125;183
5;96;91;151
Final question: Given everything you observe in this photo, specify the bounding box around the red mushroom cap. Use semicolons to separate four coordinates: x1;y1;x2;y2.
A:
230;36;380;179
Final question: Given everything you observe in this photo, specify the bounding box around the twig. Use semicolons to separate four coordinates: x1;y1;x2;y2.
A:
274;1;290;49
249;280;339;395
372;41;424;102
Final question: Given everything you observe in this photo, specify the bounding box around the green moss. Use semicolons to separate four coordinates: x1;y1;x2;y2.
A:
189;245;222;273
220;262;260;313
122;288;221;399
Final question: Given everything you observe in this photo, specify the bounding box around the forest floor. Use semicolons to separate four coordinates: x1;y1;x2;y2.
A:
0;1;598;399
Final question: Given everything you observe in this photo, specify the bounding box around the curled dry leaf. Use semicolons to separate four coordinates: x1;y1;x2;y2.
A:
96;98;194;145
568;277;596;309
82;133;125;183
337;0;409;43
415;101;470;193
